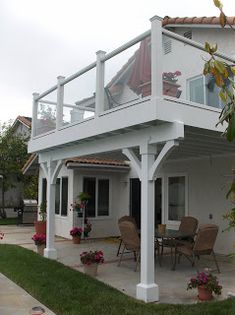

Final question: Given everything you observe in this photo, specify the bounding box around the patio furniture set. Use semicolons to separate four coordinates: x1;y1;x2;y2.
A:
117;216;220;273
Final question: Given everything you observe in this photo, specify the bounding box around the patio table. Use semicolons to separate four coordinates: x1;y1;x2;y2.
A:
155;228;195;270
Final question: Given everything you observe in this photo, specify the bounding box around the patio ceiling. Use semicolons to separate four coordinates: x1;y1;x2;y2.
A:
85;125;235;163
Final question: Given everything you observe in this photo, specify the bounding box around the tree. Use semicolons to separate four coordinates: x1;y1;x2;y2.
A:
204;0;235;142
0;122;28;218
205;0;235;230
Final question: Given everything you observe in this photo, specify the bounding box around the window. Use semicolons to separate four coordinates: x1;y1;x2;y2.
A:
61;177;68;216
55;178;60;214
188;74;230;109
168;176;186;222
54;177;68;216
83;177;110;217
42;178;47;204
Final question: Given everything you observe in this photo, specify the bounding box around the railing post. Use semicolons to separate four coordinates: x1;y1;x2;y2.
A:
31;92;39;139
56;76;65;130
150;16;163;100
95;50;106;116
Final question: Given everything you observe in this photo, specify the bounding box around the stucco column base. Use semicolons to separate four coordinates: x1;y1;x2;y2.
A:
136;283;159;303
44;248;57;260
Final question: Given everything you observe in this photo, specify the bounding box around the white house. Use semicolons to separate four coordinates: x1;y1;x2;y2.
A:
28;16;235;303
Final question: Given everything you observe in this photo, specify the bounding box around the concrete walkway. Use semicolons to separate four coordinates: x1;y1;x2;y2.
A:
0;224;235;311
0;225;56;315
0;273;55;315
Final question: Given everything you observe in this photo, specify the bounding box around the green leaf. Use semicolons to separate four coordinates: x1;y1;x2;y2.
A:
219;90;227;102
213;0;223;9
214;60;226;75
205;42;211;53
230;67;235;75
226;113;235;142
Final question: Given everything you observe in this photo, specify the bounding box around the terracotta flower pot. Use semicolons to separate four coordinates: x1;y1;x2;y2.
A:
84;264;98;277
72;236;81;244
36;244;45;256
34;221;46;235
198;285;213;301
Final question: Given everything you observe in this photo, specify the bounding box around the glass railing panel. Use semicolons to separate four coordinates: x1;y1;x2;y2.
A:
35;89;57;136
104;37;151;110
63;68;96;126
162;34;230;109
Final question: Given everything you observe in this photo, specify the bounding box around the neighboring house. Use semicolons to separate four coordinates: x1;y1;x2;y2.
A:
0;116;31;210
28;16;235;302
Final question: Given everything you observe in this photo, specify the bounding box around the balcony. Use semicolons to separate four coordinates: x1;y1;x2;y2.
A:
28;16;235;154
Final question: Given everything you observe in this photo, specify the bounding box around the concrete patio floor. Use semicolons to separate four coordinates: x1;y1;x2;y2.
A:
1;225;235;305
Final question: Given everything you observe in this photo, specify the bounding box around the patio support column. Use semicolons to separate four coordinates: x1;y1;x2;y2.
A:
137;142;159;302
42;159;63;259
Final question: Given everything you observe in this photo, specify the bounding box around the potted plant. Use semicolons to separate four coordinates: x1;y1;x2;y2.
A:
162;71;182;98
34;201;47;235
70;227;83;244
84;219;92;238
187;269;222;301
80;250;104;277
32;233;46;256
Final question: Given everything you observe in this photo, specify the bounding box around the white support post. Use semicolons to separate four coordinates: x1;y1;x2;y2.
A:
150;15;163;100
95;50;106;116
136;142;159;303
44;159;63;259
56;76;65;130
31;92;39;139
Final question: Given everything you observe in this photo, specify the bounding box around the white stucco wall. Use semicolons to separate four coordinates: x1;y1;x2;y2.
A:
72;168;129;238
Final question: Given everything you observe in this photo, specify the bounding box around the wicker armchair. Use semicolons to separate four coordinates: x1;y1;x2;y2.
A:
173;224;220;273
116;216;137;256
117;220;140;271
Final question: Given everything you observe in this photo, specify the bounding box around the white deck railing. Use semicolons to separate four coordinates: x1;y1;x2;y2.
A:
31;16;235;139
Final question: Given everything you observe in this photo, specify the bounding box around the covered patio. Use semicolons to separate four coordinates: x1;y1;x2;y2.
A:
1;225;235;304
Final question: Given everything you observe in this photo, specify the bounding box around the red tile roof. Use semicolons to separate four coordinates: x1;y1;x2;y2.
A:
65;157;129;167
162;16;235;26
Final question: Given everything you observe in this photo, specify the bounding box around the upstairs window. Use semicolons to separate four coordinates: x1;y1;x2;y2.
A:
187;74;228;109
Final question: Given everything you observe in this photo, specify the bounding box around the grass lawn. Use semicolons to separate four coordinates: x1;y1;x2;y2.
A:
0;245;234;315
0;217;18;225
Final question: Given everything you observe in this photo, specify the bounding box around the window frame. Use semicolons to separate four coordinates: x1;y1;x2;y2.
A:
55;176;69;217
187;74;224;109
82;175;111;219
166;173;188;228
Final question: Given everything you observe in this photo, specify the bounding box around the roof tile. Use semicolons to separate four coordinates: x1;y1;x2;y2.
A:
163;16;235;26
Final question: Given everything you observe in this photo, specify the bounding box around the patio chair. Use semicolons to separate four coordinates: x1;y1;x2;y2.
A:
117;220;140;271
159;216;198;260
173;224;220;273
176;216;198;245
116;216;137;256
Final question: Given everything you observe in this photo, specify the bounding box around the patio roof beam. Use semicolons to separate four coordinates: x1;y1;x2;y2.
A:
38;121;184;163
